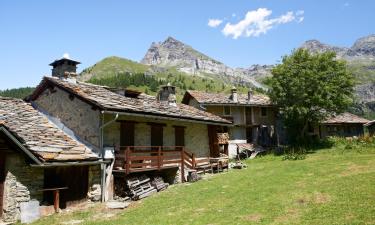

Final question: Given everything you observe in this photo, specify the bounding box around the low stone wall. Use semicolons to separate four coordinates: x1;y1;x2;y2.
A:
2;153;44;223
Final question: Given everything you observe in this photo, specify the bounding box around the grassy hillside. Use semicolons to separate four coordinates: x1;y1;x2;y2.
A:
32;137;375;225
0;87;35;99
80;56;149;81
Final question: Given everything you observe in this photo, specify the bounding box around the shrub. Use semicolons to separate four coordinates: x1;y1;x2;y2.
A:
282;147;306;160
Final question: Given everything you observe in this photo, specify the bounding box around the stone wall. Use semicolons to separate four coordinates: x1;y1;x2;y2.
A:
33;87;101;152
2;153;44;223
103;114;210;158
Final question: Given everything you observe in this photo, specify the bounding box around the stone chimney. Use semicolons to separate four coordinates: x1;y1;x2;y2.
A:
157;83;177;106
231;86;238;103
248;88;253;101
49;54;80;81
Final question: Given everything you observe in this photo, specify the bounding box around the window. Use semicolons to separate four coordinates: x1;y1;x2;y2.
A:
261;107;267;117
223;106;231;115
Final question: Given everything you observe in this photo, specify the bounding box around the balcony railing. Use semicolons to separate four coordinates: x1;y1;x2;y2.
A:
113;146;209;182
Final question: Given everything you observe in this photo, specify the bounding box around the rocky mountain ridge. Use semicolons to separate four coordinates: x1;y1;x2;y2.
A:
301;34;375;60
141;37;265;88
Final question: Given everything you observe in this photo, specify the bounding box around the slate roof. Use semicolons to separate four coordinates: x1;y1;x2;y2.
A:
30;77;231;125
183;90;273;106
0;97;98;162
322;112;370;124
365;120;375;127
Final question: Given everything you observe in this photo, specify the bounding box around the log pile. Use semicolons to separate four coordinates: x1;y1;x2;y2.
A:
151;176;169;191
126;175;168;200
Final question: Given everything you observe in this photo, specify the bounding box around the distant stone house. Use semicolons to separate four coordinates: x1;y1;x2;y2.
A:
0;97;102;223
365;120;375;136
26;58;231;203
182;88;277;157
308;112;370;138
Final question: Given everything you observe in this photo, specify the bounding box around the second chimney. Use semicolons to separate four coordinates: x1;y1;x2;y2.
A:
157;83;177;106
248;89;253;101
231;86;238;103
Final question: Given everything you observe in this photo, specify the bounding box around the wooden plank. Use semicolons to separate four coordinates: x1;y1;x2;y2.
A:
162;159;181;164
129;156;158;160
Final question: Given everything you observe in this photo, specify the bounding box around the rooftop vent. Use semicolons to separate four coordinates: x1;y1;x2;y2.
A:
157;83;177;106
248;89;253;101
231;86;238;103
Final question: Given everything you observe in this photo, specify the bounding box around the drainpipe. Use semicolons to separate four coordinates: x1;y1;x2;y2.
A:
99;112;119;202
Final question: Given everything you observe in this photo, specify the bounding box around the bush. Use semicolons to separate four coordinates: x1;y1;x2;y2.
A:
282;147;306;160
328;135;375;152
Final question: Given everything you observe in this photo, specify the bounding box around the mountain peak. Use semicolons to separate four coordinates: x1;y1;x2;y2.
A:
163;36;181;44
141;37;225;72
300;39;348;58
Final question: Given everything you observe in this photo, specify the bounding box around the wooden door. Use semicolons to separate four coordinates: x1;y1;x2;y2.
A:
174;126;185;150
120;122;135;147
151;125;163;147
208;125;220;157
0;153;6;218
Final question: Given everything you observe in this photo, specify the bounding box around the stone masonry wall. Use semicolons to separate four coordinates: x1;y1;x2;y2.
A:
2;153;44;223
103;114;210;158
33;87;101;152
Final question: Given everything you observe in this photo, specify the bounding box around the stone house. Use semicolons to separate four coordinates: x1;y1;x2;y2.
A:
0;97;102;223
311;112;370;138
365;120;375;136
182;88;277;157
26;58;231;202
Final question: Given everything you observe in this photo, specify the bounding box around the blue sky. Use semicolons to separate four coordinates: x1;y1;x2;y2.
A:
0;0;374;89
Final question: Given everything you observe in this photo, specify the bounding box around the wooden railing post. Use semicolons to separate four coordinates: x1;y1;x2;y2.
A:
180;148;185;183
158;146;161;170
192;153;196;169
125;146;130;175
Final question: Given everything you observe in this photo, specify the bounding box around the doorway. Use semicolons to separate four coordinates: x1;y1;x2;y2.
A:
43;166;88;209
246;127;253;143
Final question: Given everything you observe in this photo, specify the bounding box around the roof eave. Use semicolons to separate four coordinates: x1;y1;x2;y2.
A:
0;126;43;165
102;110;233;126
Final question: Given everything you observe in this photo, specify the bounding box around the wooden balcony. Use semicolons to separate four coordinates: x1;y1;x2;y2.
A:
113;146;211;182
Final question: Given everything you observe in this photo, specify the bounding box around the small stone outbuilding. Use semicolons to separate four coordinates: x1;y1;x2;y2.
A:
0;97;103;223
318;112;370;138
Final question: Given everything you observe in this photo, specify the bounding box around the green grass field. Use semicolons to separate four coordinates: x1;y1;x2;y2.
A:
32;139;375;225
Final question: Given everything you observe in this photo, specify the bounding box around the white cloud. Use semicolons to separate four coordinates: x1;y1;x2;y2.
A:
208;19;223;28
221;8;304;39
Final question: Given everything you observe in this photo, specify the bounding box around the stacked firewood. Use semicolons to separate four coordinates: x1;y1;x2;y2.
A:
126;175;168;200
151;176;169;191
